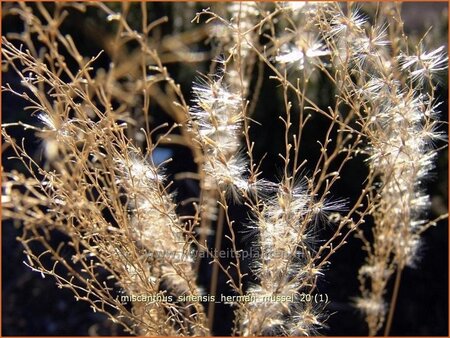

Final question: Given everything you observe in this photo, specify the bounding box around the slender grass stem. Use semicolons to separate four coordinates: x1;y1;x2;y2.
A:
207;205;225;332
384;266;404;336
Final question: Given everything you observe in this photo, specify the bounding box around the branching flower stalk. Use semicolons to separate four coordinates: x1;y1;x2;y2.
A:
190;4;265;329
115;151;208;335
2;3;209;335
311;3;448;335
1;2;447;336
188;72;248;329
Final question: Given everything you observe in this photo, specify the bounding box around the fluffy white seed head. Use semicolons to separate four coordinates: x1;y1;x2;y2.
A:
189;76;243;157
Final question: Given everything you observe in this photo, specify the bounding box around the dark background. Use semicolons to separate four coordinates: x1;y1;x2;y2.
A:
2;2;448;336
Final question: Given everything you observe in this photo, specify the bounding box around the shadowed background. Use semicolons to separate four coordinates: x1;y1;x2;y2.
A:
2;2;448;336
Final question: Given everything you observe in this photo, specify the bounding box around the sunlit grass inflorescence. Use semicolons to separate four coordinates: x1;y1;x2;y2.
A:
1;2;447;336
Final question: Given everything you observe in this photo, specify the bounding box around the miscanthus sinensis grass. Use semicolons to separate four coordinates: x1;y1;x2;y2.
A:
1;2;447;336
310;3;448;334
